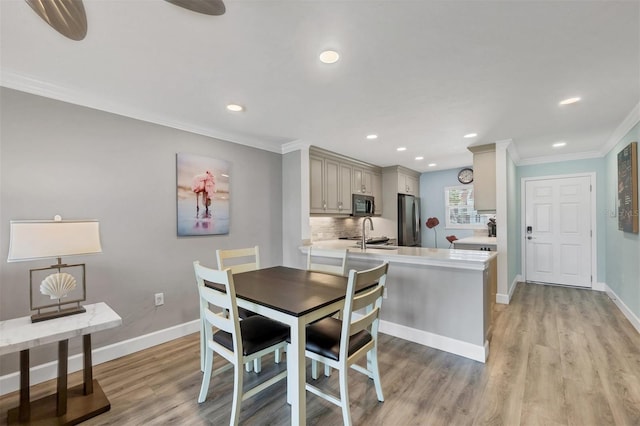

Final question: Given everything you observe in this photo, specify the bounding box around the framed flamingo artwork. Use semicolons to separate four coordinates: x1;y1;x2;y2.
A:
176;153;230;236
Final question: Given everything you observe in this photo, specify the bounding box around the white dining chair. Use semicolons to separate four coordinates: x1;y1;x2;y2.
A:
306;246;348;378
216;246;281;373
193;261;288;426
303;262;388;426
306;246;348;276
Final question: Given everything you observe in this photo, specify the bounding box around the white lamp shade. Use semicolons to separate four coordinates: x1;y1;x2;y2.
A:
7;220;102;262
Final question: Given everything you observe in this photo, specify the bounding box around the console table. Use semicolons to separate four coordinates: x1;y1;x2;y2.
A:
0;303;122;425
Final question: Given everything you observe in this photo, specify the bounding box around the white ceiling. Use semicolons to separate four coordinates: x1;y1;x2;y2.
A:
1;0;639;171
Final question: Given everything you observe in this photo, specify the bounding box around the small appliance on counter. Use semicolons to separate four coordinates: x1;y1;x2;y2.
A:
487;218;497;237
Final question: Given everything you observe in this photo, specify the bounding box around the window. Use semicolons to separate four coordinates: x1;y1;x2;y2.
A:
444;185;491;229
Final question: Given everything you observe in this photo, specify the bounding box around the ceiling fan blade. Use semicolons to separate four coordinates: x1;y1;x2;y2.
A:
25;0;87;41
164;0;226;16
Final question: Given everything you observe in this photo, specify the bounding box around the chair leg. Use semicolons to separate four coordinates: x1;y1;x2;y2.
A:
339;367;352;426
324;364;332;377
230;362;243;426
254;357;262;373
311;360;319;380
370;349;384;402
197;347;213;403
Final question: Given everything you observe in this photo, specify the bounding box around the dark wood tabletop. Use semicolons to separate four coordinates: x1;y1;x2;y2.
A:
207;266;359;317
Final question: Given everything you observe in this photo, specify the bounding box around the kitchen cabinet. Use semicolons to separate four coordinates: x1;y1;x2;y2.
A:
310;155;325;213
398;173;419;196
352;167;373;195
468;143;496;213
310;147;380;215
372;173;382;215
383;166;421;197
310;156;353;214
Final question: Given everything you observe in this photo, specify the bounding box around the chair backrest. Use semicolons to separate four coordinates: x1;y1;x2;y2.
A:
216;246;260;274
193;261;242;361
307;247;348;276
340;262;388;361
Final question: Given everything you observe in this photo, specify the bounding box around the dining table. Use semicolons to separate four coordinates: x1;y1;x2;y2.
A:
205;265;371;426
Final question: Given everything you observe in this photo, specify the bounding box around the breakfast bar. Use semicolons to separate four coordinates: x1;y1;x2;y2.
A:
300;241;497;362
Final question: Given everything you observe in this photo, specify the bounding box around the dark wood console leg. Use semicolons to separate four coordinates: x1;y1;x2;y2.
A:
83;334;93;395
19;349;30;422
57;339;68;416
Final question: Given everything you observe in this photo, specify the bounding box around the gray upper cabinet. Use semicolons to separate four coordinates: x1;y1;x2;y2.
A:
468;143;496;213
309;147;381;215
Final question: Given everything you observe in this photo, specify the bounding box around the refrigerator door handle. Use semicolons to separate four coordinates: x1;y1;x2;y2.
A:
413;199;420;244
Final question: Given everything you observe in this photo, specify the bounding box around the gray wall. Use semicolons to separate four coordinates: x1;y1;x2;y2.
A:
0;88;283;372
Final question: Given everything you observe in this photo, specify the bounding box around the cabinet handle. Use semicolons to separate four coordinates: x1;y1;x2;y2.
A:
323;201;326;210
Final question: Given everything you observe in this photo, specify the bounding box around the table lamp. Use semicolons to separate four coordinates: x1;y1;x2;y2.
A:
7;215;102;322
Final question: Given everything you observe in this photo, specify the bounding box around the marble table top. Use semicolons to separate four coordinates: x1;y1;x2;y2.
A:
0;302;122;355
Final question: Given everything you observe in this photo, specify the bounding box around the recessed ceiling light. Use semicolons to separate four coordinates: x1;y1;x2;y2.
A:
226;104;244;112
559;97;581;105
464;133;478;138
319;50;340;64
397;147;407;152
415;156;424;160
552;141;567;148
366;134;378;140
428;163;437;167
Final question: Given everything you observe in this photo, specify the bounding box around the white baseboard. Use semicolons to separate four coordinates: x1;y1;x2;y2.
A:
592;281;606;292
0;319;199;396
496;274;521;304
378;318;487;363
605;285;640;334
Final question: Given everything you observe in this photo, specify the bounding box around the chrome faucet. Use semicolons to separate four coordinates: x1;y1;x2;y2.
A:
362;217;374;251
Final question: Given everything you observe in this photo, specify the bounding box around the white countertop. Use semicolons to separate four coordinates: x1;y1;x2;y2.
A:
0;302;122;355
453;236;497;245
302;239;496;271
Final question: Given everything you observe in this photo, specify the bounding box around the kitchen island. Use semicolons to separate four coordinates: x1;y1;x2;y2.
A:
300;241;497;362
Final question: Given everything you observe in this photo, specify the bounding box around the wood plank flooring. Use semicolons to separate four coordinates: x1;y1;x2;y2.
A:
2;282;639;425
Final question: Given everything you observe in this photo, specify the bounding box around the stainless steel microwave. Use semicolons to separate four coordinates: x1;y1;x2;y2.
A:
352;194;375;216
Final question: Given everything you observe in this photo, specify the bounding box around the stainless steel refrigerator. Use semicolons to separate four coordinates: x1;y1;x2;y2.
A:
398;194;421;246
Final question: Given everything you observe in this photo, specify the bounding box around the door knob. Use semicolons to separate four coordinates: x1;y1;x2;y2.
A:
527;236;532;240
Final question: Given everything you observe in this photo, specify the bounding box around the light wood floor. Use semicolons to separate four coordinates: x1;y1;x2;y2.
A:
2;282;640;425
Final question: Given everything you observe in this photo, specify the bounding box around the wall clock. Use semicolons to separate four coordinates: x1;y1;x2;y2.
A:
458;168;474;184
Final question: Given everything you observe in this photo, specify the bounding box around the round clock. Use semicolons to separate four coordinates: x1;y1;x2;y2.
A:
458;168;474;184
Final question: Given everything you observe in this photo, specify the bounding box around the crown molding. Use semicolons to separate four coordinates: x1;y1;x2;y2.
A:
517;149;603;166
0;69;282;154
599;101;640;157
281;140;311;154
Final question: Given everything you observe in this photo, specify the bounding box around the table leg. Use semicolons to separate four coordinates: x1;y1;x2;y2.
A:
83;334;93;395
287;320;306;426
18;349;30;422
57;339;68;416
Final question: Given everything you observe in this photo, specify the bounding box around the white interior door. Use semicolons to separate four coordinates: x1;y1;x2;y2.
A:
524;176;592;287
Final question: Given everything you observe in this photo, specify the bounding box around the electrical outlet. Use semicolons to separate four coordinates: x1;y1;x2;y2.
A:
383;288;388;299
155;292;164;306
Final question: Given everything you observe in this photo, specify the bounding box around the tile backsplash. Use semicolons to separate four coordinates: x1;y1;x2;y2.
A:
310;217;361;241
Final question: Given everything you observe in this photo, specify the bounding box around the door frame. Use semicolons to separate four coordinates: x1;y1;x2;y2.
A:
520;172;597;288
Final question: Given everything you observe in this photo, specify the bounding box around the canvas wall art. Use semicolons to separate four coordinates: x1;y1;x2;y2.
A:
617;141;638;233
177;153;230;236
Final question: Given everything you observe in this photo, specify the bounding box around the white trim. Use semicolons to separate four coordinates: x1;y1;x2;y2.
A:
517;150;603;166
592;281;606;292
520;173;597;289
1;70;283;154
377;318;487;363
600;102;640;157
606;284;640;335
497;274;521;304
281;140;311;154
0;319;199;396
